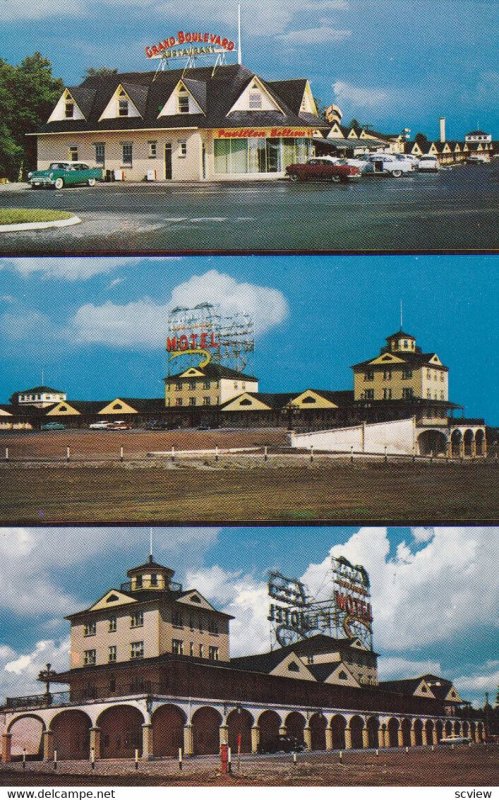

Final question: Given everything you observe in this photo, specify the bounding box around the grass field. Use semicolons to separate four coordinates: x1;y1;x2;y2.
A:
1;461;497;523
0;208;73;224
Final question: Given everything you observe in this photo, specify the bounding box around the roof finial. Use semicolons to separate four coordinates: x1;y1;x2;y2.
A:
237;4;242;65
149;528;153;563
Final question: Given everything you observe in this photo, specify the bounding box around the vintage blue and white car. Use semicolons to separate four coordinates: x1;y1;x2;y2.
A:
28;161;103;189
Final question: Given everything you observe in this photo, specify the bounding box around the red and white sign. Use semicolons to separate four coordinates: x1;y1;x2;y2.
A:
146;32;235;59
166;332;219;352
217;128;309;139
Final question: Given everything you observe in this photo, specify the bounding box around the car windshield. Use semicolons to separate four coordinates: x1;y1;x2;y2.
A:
49;163;68;170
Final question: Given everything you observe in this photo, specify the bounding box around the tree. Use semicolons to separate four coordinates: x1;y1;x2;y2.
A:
84;67;117;79
0;53;63;180
415;132;429;147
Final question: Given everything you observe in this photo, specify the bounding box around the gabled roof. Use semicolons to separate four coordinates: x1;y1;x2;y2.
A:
166;363;258;382
378;677;435;697
69;86;97;119
15;385;65;394
220;392;297;411
111;398;165;412
39;64;325;135
353;352;447;370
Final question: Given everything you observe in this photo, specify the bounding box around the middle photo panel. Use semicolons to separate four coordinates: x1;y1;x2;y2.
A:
0;254;497;524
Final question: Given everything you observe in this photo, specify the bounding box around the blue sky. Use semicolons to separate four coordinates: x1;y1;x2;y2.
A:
1;0;497;139
0;255;497;424
0;526;497;708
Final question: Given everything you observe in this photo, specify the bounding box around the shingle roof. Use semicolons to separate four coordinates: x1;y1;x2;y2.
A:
166;363;258;382
352;352;447;370
14;385;65;394
39;64;326;135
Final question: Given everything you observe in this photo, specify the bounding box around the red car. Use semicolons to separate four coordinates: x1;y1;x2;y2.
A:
286;158;361;183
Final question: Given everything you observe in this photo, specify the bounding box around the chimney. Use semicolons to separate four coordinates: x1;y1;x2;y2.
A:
439;117;446;143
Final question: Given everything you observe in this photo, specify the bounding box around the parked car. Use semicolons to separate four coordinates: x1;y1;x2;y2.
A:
466;154;489;164
144;420;171;430
440;735;472;745
89;421;112;430
360;154;414;177
418;155;440;172
27;161;103;189
286;158;361;183
259;736;305;754
40;421;66;430
106;420;132;430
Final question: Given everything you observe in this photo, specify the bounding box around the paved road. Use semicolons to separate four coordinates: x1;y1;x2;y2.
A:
0;163;497;253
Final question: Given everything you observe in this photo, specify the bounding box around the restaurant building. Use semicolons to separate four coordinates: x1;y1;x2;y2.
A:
31;62;326;182
1;553;485;762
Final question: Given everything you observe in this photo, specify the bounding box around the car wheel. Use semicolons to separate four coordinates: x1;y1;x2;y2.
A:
391;169;402;178
87;178;96;186
331;174;341;183
54;177;64;189
288;174;299;182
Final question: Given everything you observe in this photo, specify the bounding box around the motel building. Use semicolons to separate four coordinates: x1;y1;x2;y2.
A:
30;31;327;182
0;554;486;763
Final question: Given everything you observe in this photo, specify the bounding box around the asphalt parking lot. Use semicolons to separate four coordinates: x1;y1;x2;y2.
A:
0;162;497;252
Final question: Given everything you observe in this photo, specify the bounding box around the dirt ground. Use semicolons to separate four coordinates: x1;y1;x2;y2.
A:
1;745;497;786
1;429;497;523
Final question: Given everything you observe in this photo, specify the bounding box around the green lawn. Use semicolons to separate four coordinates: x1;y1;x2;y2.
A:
0;208;74;224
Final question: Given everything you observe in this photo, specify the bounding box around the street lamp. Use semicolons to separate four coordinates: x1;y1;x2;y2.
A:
38;663;57;706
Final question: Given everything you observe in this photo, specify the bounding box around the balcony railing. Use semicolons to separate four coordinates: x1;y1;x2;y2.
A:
120;579;182;593
3;691;71;711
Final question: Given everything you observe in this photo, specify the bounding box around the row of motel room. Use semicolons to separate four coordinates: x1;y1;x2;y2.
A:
1;555;488;761
30;62;495;181
1;330;487;457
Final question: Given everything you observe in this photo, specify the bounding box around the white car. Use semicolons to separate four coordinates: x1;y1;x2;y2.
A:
418;155;440;172
89;420;111;430
439;735;472;745
361;153;414;177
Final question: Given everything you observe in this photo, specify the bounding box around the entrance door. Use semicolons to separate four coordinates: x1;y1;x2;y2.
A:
165;143;173;180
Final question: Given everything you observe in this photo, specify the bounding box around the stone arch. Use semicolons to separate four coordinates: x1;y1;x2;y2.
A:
152;704;186;758
258;709;281;751
97;705;144;759
401;718;412;747
387;717;399;748
8;715;45;759
425;719;434;743
330;714;347;750
227;708;253;754
469;721;476;739
444;720;453;737
413;718;423;746
435;720;444;742
191;706;222;755
366;716;380;749
51;709;92;760
349;715;364;749
463;429;474;456
310;712;327;751
451;429;462;457
462;721;469;737
475;429;485;456
418;429;447;456
477;722;484;741
285;711;306;745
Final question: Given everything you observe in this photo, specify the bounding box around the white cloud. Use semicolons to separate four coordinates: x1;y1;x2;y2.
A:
278;27;351;45
453;661;499;695
411;527;435;544
378;657;442;681
0;0;83;21
69;270;289;347
0;257;145;281
332;80;393;112
1;639;70;702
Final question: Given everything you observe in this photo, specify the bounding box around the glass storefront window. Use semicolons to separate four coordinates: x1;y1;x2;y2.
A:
214;137;312;175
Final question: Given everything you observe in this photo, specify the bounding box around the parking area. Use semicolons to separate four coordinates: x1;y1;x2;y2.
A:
0;162;497;252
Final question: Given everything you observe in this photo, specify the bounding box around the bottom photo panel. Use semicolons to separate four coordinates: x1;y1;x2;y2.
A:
0;525;497;796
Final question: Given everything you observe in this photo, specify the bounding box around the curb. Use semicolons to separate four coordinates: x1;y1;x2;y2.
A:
0;215;81;232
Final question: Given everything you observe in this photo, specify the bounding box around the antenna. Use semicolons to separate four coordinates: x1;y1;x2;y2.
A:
237;4;242;65
149;528;153;562
400;300;403;330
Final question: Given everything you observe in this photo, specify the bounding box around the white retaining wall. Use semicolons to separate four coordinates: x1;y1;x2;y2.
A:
290;418;416;455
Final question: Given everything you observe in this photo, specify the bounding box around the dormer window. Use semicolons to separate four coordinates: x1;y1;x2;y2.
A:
249;91;262;110
177;88;189;114
118;91;129;117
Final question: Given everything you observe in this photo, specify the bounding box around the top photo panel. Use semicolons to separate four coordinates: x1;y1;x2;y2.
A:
0;0;497;255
